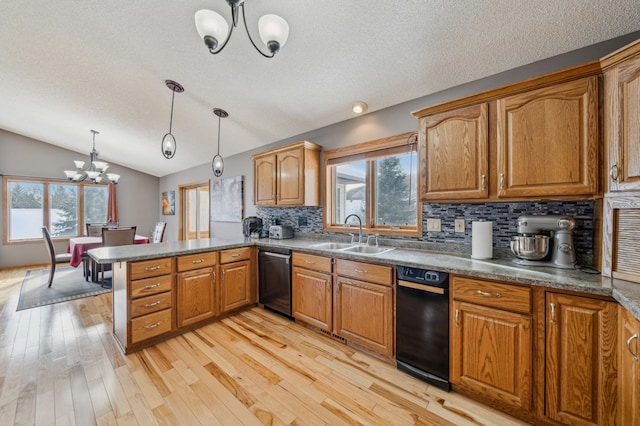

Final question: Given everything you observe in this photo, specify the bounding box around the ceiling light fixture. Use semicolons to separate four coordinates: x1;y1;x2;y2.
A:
161;80;184;159
64;130;120;184
352;101;368;114
194;1;289;58
211;108;228;177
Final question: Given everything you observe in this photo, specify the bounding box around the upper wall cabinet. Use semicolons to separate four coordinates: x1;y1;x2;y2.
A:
496;77;599;198
252;140;322;207
418;103;489;200
602;40;640;193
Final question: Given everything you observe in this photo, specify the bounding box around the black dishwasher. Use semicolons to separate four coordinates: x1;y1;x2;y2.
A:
258;247;292;317
396;265;450;391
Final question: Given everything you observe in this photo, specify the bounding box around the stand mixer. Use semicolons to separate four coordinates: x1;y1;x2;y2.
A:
510;215;577;269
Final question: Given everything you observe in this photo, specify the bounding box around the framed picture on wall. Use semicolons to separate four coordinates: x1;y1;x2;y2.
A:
162;190;175;215
210;176;244;222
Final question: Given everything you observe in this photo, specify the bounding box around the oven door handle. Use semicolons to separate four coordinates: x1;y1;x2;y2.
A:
398;280;446;295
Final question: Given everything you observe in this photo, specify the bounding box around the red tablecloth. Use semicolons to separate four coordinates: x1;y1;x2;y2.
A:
66;235;150;267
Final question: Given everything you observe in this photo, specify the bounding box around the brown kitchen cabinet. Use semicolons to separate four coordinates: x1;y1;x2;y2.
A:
219;247;256;314
252;140;322;207
545;292;617;425
602;40;640;192
292;252;333;330
450;276;533;416
334;259;394;359
496;76;599;198
176;252;218;328
618;306;640;425
418;103;489;200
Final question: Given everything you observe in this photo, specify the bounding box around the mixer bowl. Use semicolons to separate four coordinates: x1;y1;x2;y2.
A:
511;235;550;260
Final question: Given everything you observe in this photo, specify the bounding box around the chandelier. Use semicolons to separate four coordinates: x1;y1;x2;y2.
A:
194;1;289;58
64;130;120;184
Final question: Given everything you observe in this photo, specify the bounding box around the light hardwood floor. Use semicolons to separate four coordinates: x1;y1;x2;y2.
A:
0;265;530;425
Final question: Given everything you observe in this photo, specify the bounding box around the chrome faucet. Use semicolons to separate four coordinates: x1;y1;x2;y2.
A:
344;214;362;244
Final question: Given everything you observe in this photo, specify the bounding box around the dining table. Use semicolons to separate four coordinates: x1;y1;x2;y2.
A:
67;235;150;282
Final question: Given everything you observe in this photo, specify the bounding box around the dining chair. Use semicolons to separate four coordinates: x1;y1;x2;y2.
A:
99;226;136;287
151;222;167;243
86;223;106;236
41;226;72;288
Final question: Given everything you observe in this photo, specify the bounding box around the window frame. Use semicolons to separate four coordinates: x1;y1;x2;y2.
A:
323;132;422;238
3;177;109;244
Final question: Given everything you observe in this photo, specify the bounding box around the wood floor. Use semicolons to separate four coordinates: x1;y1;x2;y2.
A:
0;265;530;426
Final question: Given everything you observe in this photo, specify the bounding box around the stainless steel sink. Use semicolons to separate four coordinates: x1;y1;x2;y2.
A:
341;245;395;255
310;242;356;250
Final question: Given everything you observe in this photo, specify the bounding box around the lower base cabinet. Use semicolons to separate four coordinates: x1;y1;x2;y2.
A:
619;306;640;425
292;252;333;330
177;267;217;328
451;277;533;415
545;292;618;425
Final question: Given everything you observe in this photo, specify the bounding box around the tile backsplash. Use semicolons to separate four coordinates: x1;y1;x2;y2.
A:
257;199;596;266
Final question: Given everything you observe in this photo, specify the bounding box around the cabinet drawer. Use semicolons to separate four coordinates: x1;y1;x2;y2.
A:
130;309;172;344
220;247;252;263
335;259;393;286
131;291;172;318
293;252;332;273
130;257;173;280
177;251;217;272
131;274;173;299
452;276;531;314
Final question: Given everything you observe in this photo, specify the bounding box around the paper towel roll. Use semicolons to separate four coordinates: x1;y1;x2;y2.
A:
471;221;493;259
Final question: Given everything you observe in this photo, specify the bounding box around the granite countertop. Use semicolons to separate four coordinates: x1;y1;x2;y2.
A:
88;236;639;320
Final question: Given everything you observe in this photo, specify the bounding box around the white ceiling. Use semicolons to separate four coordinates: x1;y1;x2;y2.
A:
1;1;640;178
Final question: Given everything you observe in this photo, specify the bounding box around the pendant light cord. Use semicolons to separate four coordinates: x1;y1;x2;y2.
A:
168;90;175;133
217;114;221;155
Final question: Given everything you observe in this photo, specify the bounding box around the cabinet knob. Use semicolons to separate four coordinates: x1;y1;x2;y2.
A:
610;163;619;182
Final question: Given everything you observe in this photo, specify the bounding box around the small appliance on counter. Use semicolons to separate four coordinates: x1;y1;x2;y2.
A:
269;225;294;239
510;215;577;269
242;216;263;237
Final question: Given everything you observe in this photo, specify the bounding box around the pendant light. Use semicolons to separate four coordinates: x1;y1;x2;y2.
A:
211;108;228;177
161;80;184;159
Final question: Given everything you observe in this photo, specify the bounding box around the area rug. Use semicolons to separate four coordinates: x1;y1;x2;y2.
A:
17;266;111;311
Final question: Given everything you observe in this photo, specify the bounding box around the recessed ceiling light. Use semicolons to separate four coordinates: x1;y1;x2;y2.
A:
352;101;368;114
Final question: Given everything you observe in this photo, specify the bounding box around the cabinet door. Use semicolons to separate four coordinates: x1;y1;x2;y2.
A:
220;260;252;313
451;301;532;412
419;103;489;200
545;293;617;425
254;154;277;206
497;77;598;197
292;266;332;330
606;54;640;191
334;276;393;358
619;306;640;426
176;267;216;328
277;147;305;205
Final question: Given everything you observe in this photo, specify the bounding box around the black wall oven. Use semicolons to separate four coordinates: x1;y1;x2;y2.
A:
396;265;450;391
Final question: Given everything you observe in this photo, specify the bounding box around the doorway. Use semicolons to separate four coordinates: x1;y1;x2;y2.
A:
179;181;210;240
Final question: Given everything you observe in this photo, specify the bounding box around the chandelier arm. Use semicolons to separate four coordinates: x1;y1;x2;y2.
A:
240;4;275;58
209;22;235;55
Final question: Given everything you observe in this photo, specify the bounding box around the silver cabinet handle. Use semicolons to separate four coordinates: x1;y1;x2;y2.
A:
305;260;316;264
144;265;160;271
627;333;639;361
191;259;205;264
354;268;368;274
143;301;160;308
477;289;501;298
144;283;161;289
144;322;161;330
550;302;556;324
610;163;619;182
455;309;460;327
499;173;505;190
231;253;241;257
481;174;486;191
213;271;216;282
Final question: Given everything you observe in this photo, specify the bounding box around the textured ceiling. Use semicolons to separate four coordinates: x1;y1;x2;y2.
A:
1;0;640;177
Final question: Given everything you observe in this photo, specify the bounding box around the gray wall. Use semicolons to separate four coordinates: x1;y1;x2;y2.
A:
159;31;640;242
0;129;160;267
